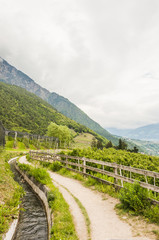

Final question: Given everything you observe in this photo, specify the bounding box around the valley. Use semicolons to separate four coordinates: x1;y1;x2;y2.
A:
0;57;159;240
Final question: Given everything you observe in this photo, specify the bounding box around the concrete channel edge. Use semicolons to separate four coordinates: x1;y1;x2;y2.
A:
3;157;52;240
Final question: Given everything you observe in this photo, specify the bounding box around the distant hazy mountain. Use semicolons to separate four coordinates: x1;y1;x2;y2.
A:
108;123;159;141
0;57;117;144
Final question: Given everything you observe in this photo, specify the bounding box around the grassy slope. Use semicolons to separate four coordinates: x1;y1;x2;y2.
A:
0;82;88;135
72;133;94;149
0;82;108;146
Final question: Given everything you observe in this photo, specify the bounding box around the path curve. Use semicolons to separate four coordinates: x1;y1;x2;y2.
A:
19;156;150;240
49;172;150;240
51;178;88;240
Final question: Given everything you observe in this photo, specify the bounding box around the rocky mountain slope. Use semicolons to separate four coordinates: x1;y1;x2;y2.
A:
0;57;117;144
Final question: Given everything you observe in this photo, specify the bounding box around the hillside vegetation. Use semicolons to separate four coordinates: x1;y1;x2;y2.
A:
68;147;159;172
0;57;118;144
67;147;159;191
72;133;95;149
0;82;107;145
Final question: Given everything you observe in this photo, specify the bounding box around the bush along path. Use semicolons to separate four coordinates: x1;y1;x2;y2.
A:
19;156;157;240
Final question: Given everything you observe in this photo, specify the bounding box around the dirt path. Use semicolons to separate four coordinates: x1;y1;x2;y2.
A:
51;178;88;240
19;156;151;240
49;172;150;240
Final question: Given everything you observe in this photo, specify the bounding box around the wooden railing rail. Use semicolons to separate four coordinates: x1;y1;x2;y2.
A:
29;150;159;195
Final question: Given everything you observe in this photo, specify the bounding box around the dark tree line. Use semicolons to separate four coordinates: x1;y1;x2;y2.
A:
91;137;138;153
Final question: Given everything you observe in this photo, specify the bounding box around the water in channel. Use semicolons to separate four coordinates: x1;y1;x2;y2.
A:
11;164;48;240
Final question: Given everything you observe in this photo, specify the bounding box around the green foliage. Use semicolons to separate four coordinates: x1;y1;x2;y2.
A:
47;122;72;147
47;191;56;208
18;163;52;185
66;147;159;201
144;205;159;224
0;82;109;148
0;151;24;238
50;161;62;172
119;182;159;224
117;139;127;150
0;82;96;136
22;137;30;148
119;182;150;213
105;141;113;148
91;137;97;148
67;147;159;174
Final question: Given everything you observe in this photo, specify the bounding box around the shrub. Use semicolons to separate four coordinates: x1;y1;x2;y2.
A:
47;191;56;207
22;137;29;148
119;182;150;213
144;205;159;224
50;161;62;172
18;163;52;185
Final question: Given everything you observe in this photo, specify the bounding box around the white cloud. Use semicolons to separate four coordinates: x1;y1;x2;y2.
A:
0;0;159;129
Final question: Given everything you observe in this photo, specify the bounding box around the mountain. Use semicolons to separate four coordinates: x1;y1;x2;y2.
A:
108;124;159;142
107;128;132;137
0;81;96;136
0;57;118;144
108;125;159;156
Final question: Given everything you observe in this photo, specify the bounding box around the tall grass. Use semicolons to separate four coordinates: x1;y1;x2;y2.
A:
0;151;24;239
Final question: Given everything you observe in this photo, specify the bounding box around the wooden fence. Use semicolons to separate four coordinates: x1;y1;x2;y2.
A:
0;121;5;147
29;151;159;197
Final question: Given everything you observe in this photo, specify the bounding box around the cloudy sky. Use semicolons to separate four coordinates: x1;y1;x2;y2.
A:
1;0;159;129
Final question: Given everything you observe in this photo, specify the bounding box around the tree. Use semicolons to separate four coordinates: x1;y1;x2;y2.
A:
118;139;127;150
97;139;103;149
130;146;139;153
133;146;139;153
47;122;72;147
91;137;97;148
105;141;113;148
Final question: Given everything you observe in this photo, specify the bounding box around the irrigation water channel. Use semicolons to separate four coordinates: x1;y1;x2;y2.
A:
10;163;48;240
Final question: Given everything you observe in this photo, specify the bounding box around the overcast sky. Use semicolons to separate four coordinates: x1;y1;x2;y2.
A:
1;0;159;129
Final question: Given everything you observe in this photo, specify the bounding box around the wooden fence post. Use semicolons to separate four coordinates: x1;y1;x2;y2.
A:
120;168;123;187
78;158;80;171
66;156;68;168
83;158;86;174
114;166;118;184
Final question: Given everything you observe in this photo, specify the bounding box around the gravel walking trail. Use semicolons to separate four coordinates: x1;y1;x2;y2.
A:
49;172;150;240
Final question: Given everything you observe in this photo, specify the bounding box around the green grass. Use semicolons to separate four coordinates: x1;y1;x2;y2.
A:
5;139;51;152
18;163;78;240
72;133;94;149
152;229;159;240
0;150;24;239
54;179;91;240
